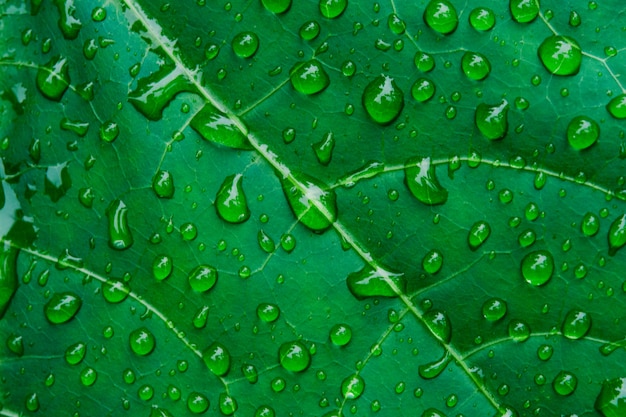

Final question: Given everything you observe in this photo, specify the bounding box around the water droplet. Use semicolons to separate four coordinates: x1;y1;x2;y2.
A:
339;161;384;187
566;115;599;150
150;406;174;417
534;171;547;190
271;376;286;392
192;305;210;329
468;221;491;250
388;13;406;34
475;100;509;140
241;363;259;384
80;367;97;386
280;233;296;252
261;0;291;14
187;392;210;414
53;0;82;38
152;170;174;198
608;214;626;255
65;342;86;365
330;323;352;346
279;340;310;372
129;327;156;356
138;384;154;400
362;75;404;125
37;56;71;101
553;371;578;396
581;212;600;236
25;392;39;412
411;78;435;102
219;393;238;415
424;310;451;343
300;20;320;40
203;342;231;376
462;52;491;80
281;173;337;232
421;408;447;417
509;0;539;23
102;279;130;304
232;31;259;58
508;320;530;342
319;0;347;19
190;104;250;149
188;265;217;292
607;94;626;119
422;250;443;274
404;156;448;205
82;38;98;60
341;60;356;77
255;406;275;417
347;266;406;299
44;292;82;324
99;121;119;143
152;254;173;281
418;351;450;379
180;222;197;241
521;250;554;286
44;162;71;202
423;0;458;35
290;59;330;95
341;374;365;399
469;7;495;31
518;229;536;248
216;174;250;224
569;10;581;26
257;303;280;322
415;51;435;72
313;131;335;165
537;344;553;361
538;35;582;76
562;309;591;339
482;298;507;321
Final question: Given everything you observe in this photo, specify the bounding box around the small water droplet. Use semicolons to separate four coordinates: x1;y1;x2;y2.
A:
537;344;553;361
129;327;156;356
482;298;507;321
65;342;86;365
607;94;626;119
562;309;591;339
299;20;320;40
312;131;335;165
418;351;450;379
152;254;173;281
188;265;217;292
80;367;97;386
99;121;119;143
608;214;626;255
257;303;280;322
329;323;352;346
152;170;175;198
411;78;435;102
414;51;435;72
508;319;530;342
186;392;210;414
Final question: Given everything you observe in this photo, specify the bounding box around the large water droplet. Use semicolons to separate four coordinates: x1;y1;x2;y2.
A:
65;342;86;365
341;374;365;399
424;310;451;343
290;60;330;95
469;7;495;31
475;100;509;140
482;298;507;321
188;265;218;292
44;291;82;324
329;323;352;346
567;116;599;150
562;309;591;339
423;0;458;35
608;214;626;256
319;0;347;19
607;94;626;119
215;174;250;224
418;351;450;379
102;279;130;304
261;0;291;13
362;75;404;125
152;170;175;198
187;392;210;414
508;319;530;342
299;20;321;40
203;342;231;376
509;0;539;23
404;156;448;205
218;393;238;416
54;0;82;39
232;32;259;58
257;303;280;322
538;35;582;76
462;52;491;80
190;104;251;149
553;371;578;396
468;221;491;250
279;340;310;372
411;78;435;102
281;173;337;232
521;250;554;286
106;199;133;250
36;56;71;101
347;266;406;299
129;327;156;356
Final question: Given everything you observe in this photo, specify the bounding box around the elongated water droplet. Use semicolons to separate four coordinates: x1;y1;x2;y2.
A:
521;250;554;286
44;291;82;324
192;305;210;329
313;132;335;165
347;266;406;299
152;254;173;281
538;35;582;76
203;342;231;376
281;173;337;232
36;56;71;101
469;7;495;31
257;230;276;253
422;249;443;274
423;0;458;35
581;212;600;236
60;117;89;137
341;374;365;399
190;104;251;150
242;363;259;384
509;0;539;23
462;52;491;80
338;161;384;188
0;243;19;319
405;156;447;205
608;214;626;256
424;310;451;343
319;0;347;19
106;199;133;250
232;31;259;58
475;100;509;140
567;116;599;150
152;170;174;199
562;309;591;339
65;342;86;365
468;221;491;250
418;351;450;379
215;174;250;224
188;265;217;292
279;340;310;372
362;75;404;125
129;327;156;356
290;59;330;95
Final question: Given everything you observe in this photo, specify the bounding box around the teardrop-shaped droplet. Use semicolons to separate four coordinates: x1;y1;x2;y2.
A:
521;250;554;286
462;52;491;80
553;371;578;396
65;341;86;365
595;377;626;416
44;292;82;324
418;351;451;379
567;116;599;150
128;66;194;120
319;0;347;19
581;212;600;236
312;132;335;165
388;13;406;35
423;310;451;343
562;309;591;340
106;199;133;250
188;265;218;293
257;230;276;253
482;298;507;322
404;156;448;205
509;0;539;23
281;173;337;232
362;75;404;125
468;221;491;250
415;51;435;72
232;31;259;58
347;266;406;299
203;342;231;376
129;327;156;356
279;340;310;372
475;100;509;140
423;0;458;35
261;0;291;14
608;214;626;256
190;104;251;149
469;7;495;31
0;243;19;319
215;174;250;224
152;170;174;198
6;333;24;356
290;60;330;95
192;305;210;329
36;56;71;101
538;35;582;76
53;0;82;39
341;374;365;399
607;94;626;119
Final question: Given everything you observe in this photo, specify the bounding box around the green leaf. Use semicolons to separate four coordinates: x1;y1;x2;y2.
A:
2;1;626;416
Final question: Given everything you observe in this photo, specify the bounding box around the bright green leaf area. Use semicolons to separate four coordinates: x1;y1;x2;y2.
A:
3;0;626;416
